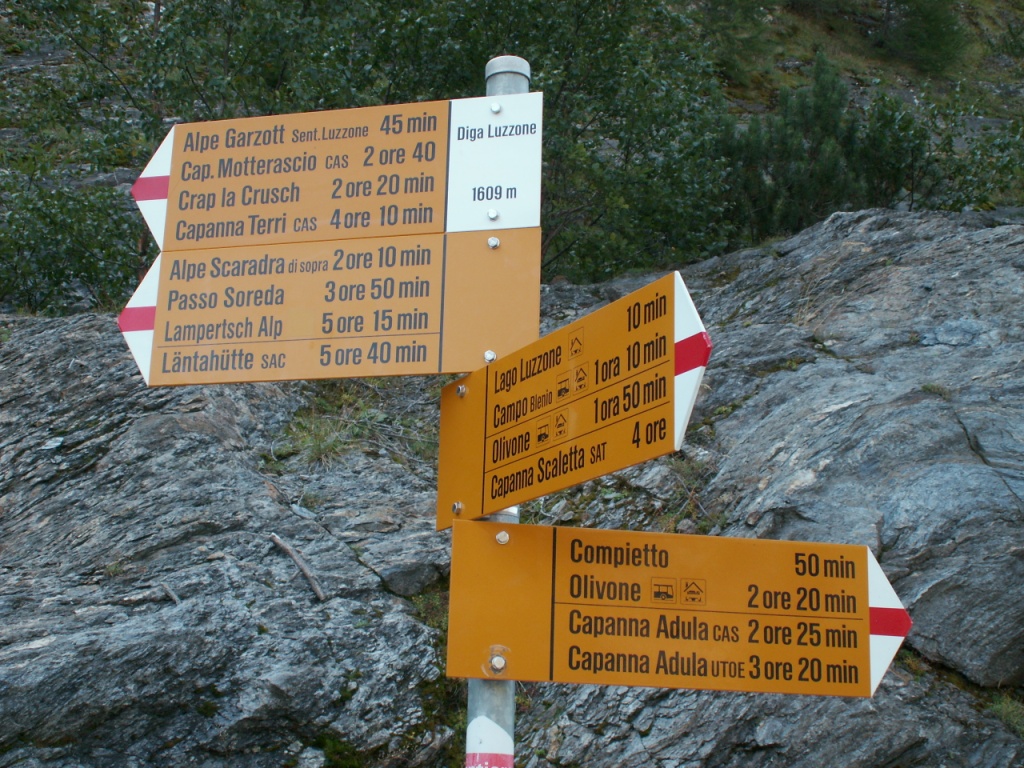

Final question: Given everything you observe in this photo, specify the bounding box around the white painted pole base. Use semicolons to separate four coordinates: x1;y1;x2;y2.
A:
464;703;515;768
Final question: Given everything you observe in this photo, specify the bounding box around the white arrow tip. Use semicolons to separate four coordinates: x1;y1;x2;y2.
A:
867;549;912;693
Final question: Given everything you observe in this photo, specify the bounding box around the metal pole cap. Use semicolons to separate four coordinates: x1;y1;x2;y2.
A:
485;55;531;83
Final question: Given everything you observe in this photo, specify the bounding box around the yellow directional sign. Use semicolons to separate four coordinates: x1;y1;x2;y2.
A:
162;101;451;251
131;94;543;250
447;521;912;697
129;227;539;385
436;272;711;528
119;93;544;384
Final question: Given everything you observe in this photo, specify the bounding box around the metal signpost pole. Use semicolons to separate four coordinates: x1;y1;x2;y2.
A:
464;54;531;768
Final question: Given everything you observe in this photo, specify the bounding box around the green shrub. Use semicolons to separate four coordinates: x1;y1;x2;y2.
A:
879;0;968;75
0;174;152;312
718;54;861;243
993;22;1024;59
718;54;1024;246
6;0;730;290
313;735;365;768
857;93;936;208
2;2;1020;310
989;693;1024;738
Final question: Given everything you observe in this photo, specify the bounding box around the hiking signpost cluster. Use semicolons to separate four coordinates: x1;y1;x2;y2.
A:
120;57;911;768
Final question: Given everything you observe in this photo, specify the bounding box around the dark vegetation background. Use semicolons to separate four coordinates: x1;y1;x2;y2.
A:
1;0;1023;312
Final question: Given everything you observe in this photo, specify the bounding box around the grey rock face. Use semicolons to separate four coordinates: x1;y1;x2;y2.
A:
0;316;449;766
2;210;1023;766
694;210;1024;689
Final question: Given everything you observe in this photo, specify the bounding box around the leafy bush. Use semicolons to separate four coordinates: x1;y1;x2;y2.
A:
918;93;1024;212
718;55;862;243
717;54;1024;245
5;0;730;289
993;21;1024;59
0;174;151;312
1;2;1021;310
693;1;771;90
879;0;968;75
857;93;936;208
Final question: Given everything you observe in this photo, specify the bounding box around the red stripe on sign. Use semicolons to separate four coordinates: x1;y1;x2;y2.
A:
465;754;513;768
131;175;170;202
675;331;713;375
118;305;156;333
870;607;913;637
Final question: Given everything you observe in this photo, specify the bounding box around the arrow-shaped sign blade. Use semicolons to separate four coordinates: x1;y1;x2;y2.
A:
119;96;546;387
449;523;913;698
117;254;160;384
131;127;175;248
437;271;712;528
672;272;712;449
867;549;913;693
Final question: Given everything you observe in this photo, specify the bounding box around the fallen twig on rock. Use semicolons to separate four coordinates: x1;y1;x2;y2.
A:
270;533;327;601
160;581;182;605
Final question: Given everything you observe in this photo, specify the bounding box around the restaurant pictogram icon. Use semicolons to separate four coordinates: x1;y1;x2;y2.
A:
682;579;707;605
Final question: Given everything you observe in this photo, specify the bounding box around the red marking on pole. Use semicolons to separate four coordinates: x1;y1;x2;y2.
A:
870;607;912;637
675;331;713;375
465;755;514;768
118;306;156;333
131;175;170;202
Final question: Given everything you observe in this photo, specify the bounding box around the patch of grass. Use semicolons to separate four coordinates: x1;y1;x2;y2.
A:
312;735;366;768
333;670;363;706
921;383;952;400
285;413;349;467
279;378;442;471
298;490;324;510
755;356;812;377
723;3;1023;114
992;21;1024;58
195;701;219;718
401;580;465;765
989;693;1024;737
709;265;743;286
712;401;741;419
257;443;299;474
663;451;722;534
898;649;1024;738
410;589;450;635
406;677;465;766
810;334;839;357
519;488;590;526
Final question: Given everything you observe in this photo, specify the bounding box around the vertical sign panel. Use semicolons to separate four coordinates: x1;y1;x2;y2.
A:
446;92;543;232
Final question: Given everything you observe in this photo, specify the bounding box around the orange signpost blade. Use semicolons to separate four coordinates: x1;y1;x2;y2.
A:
447;521;912;697
120;93;544;385
126;227;540;385
436;272;711;528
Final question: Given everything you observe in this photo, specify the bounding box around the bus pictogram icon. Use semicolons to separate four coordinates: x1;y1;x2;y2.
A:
652;579;676;603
